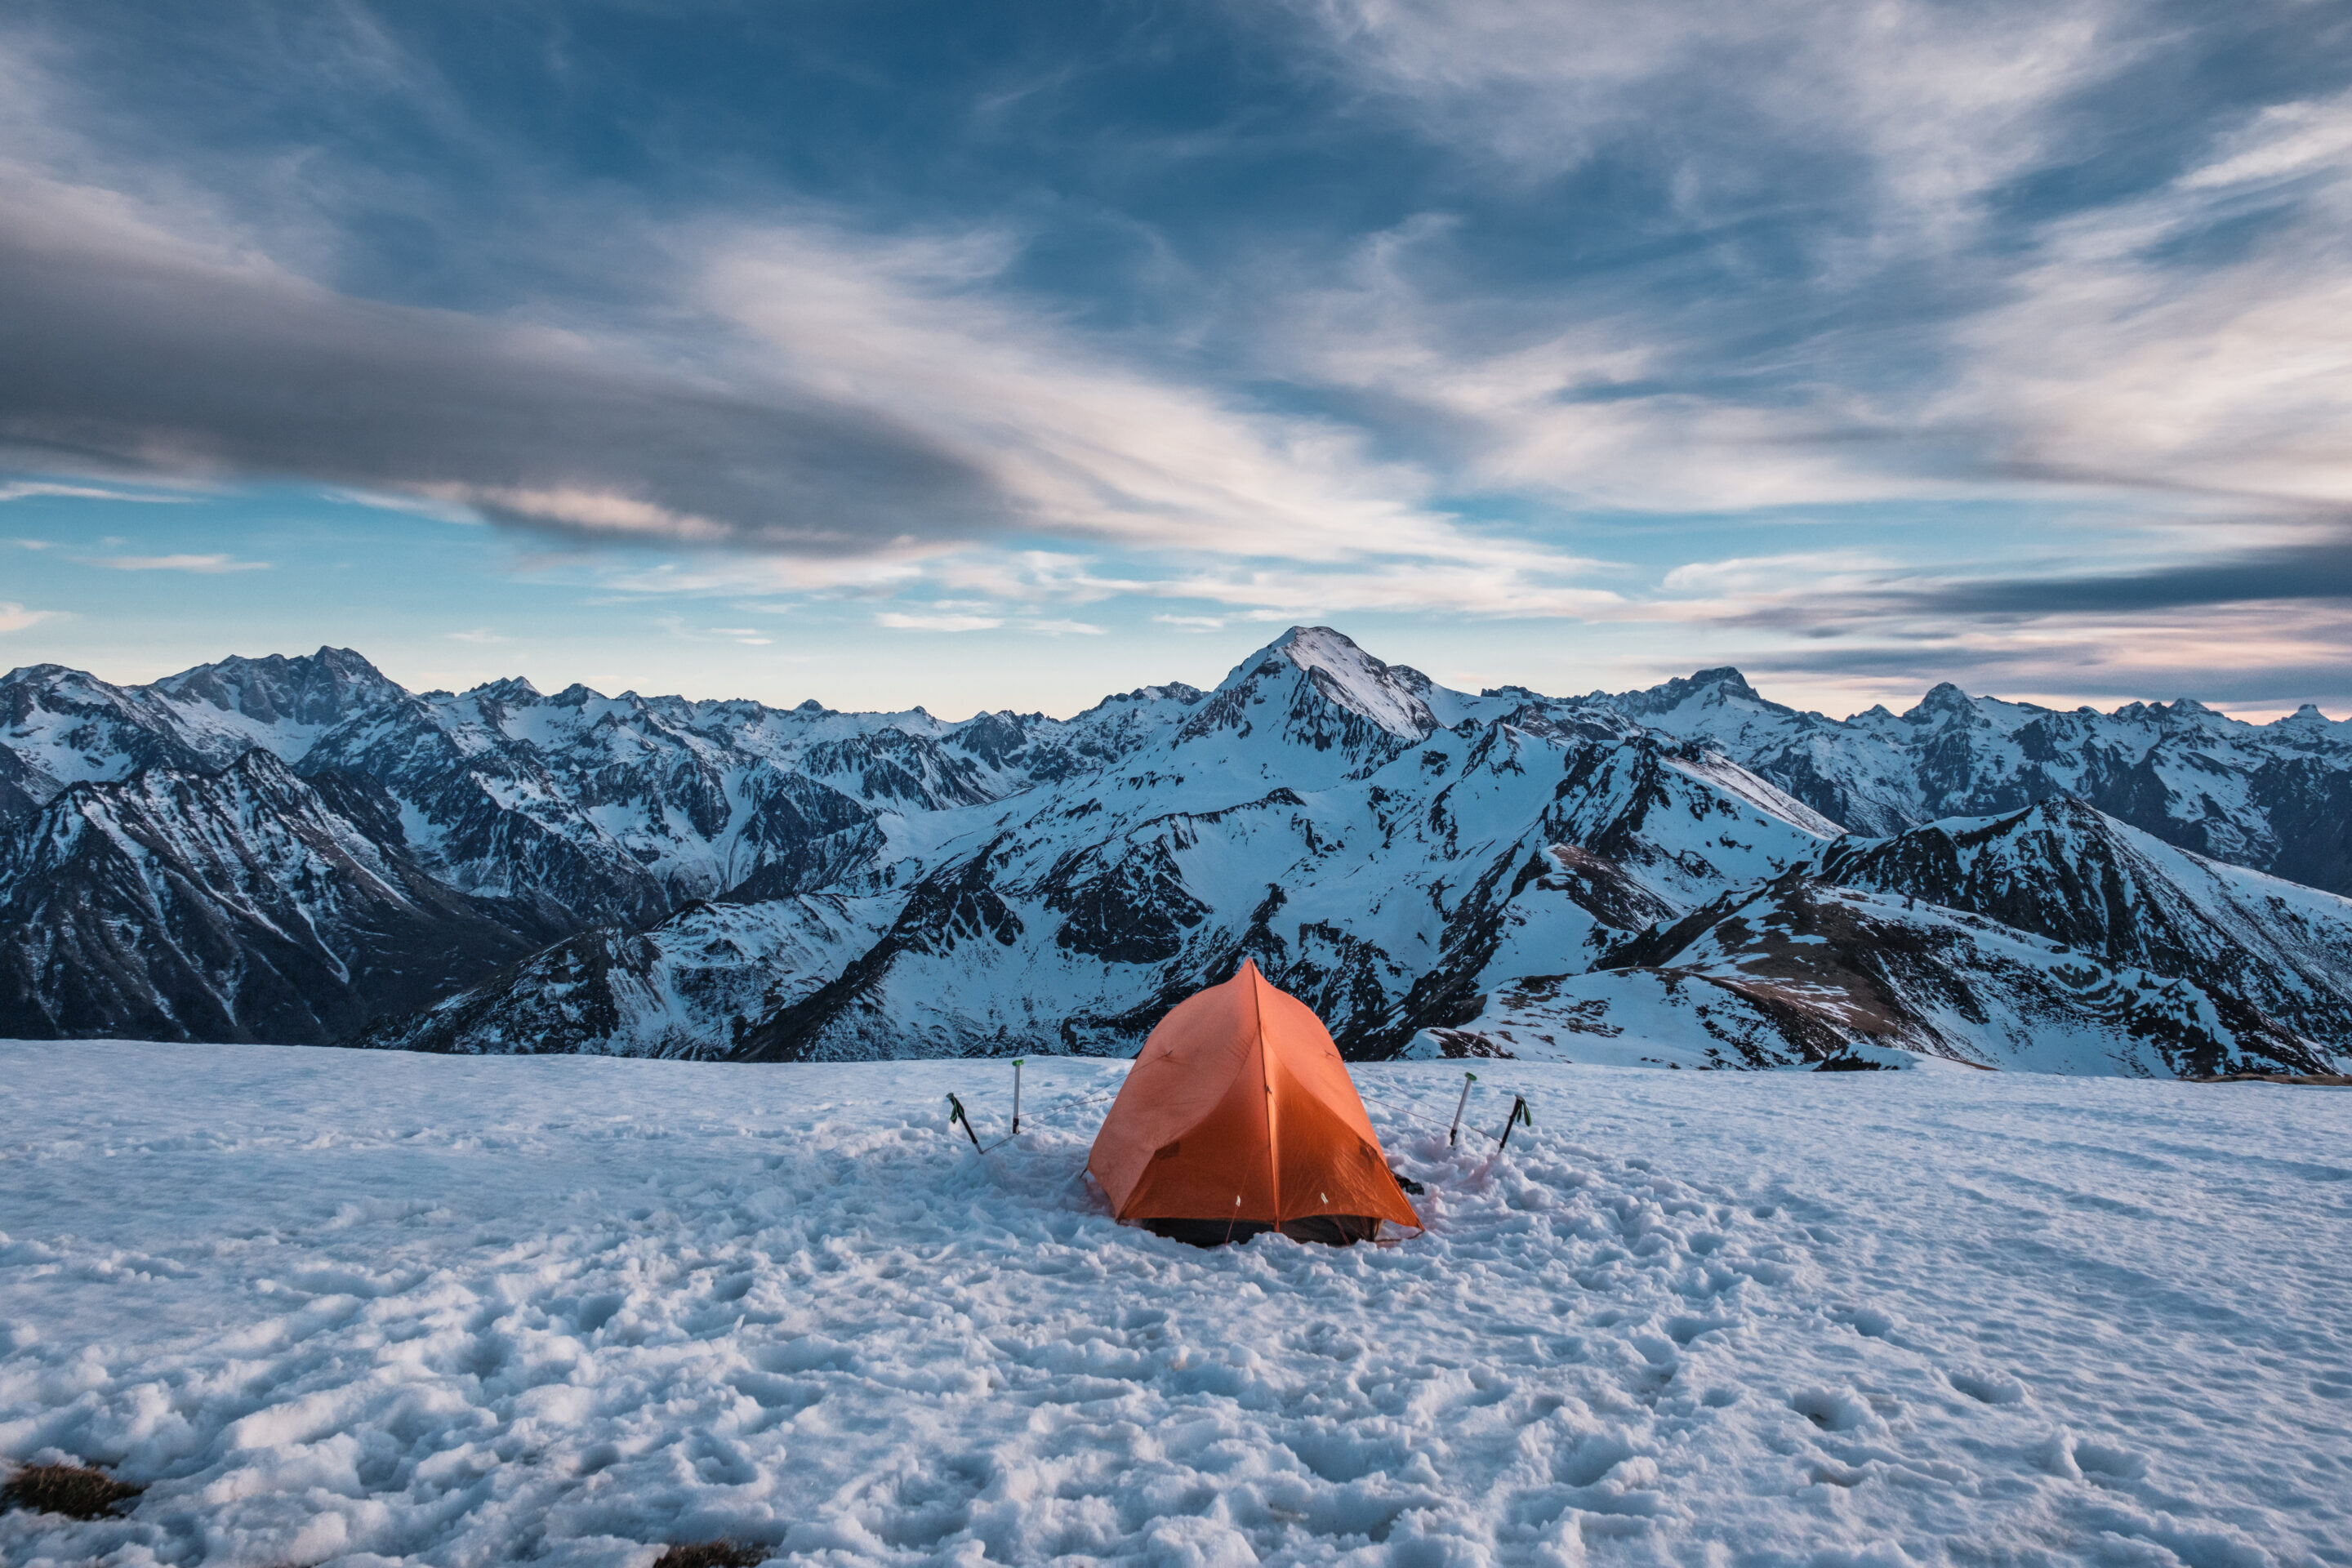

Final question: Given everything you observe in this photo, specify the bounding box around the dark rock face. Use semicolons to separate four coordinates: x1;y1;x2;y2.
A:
1592;868;2330;1080
737;844;1030;1062
0;744;43;829
2247;758;2352;898
0;751;538;1042
1815;798;2352;1060
348;893;891;1058
717;775;883;902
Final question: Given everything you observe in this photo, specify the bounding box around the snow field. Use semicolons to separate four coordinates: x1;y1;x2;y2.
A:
2;1042;2348;1567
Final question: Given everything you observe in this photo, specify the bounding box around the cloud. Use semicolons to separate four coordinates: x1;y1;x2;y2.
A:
1659;551;1899;595
1154;613;1227;631
0;154;1596;597
915;543;1630;623
1934;92;2352;507
656;616;774;647
0;167;1008;559
1278;0;2127;238
873;608;1103;635
446;628;512;644
698;226;1507;566
1246;3;2352;527
80;552;269;572
1255;252;1932;512
0;601;61;633
1724;598;2352;707
1904;528;2352;616
1;479;190;503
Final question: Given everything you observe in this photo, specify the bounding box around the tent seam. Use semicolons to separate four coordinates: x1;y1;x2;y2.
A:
1252;961;1278;1227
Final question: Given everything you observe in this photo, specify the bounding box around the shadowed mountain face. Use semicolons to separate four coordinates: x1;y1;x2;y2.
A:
4;631;2348;1076
0;751;546;1042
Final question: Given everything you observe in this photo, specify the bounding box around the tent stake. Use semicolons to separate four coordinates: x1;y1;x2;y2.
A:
1012;1058;1024;1135
945;1092;984;1153
1495;1094;1533;1151
1450;1071;1477;1147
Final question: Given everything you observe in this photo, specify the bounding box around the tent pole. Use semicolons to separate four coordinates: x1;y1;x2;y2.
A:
1450;1071;1477;1147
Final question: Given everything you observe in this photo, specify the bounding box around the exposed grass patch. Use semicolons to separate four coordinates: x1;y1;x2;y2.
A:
653;1542;770;1568
2;1462;144;1520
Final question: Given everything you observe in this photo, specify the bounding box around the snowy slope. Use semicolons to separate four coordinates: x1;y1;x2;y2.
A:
3;1041;2347;1567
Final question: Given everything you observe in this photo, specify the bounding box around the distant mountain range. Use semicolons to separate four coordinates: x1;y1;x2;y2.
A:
5;628;2348;1077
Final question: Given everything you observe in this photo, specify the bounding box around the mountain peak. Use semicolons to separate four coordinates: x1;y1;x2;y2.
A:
467;676;541;702
154;645;403;728
1245;626;1438;740
1902;682;1977;724
1610;665;1771;721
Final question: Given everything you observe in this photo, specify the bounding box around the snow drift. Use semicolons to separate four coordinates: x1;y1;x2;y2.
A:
3;1040;2346;1566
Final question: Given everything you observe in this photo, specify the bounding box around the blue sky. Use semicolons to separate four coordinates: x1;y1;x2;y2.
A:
4;1;2350;719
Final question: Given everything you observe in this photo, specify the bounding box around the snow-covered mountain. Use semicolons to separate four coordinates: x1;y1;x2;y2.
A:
0;749;542;1042
1624;667;2352;892
4;630;2347;1076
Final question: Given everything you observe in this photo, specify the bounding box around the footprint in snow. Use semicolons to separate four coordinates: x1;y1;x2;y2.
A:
1946;1368;2027;1406
1789;1388;1873;1432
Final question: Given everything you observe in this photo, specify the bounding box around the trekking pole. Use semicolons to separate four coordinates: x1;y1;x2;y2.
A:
1449;1071;1477;1147
945;1092;984;1153
1012;1058;1024;1135
1495;1094;1533;1152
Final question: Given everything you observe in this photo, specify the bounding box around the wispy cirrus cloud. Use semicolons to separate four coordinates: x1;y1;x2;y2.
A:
656;617;774;648
1936;95;2352;509
874;608;1104;636
78;551;268;572
1;479;190;503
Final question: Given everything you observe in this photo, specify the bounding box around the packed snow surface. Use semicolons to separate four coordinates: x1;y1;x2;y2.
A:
4;1044;2348;1568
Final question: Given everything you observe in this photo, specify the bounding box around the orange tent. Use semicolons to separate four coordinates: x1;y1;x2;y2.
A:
1088;960;1423;1246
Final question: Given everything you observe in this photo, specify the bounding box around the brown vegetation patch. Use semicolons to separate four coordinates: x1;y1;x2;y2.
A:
2;1462;144;1520
2195;1071;2352;1088
653;1542;771;1568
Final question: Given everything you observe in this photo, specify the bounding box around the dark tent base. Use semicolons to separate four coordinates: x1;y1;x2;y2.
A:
1143;1214;1382;1249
